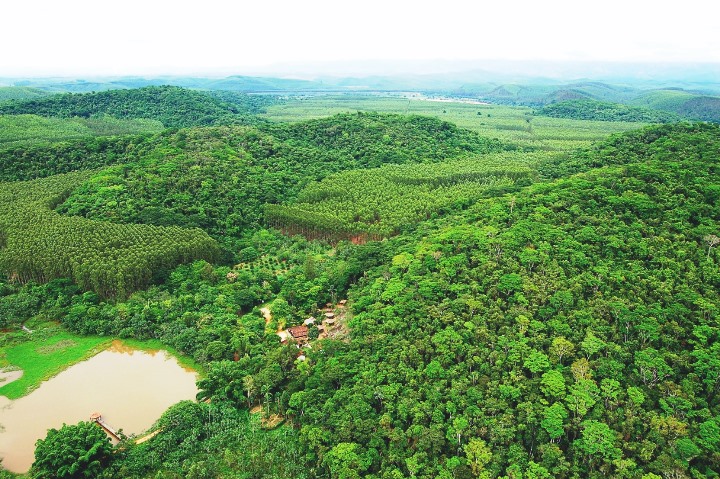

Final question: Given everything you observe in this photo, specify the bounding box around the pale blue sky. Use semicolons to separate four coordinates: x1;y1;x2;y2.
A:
3;0;718;76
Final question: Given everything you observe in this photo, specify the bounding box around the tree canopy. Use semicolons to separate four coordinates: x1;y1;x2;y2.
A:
0;86;272;128
0;92;718;479
536;99;682;123
32;421;113;479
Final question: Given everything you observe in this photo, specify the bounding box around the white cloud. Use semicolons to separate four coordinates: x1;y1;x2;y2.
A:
2;0;718;76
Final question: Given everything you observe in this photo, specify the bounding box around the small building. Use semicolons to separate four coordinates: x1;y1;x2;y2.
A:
287;325;309;343
338;299;347;307
303;317;316;326
324;312;335;319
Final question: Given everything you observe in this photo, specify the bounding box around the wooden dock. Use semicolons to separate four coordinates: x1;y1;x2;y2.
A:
90;412;121;441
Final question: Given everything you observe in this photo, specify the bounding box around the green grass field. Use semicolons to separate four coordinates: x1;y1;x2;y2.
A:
262;95;646;151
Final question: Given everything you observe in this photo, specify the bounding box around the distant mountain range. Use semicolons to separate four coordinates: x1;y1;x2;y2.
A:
2;61;719;122
2;59;719;94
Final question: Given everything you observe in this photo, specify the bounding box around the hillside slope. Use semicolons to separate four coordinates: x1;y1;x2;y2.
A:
283;123;720;478
0;86;267;128
468;82;640;106
0;114;164;148
631;90;720;122
0;171;218;298
0;86;50;101
536;99;682;123
55;113;508;242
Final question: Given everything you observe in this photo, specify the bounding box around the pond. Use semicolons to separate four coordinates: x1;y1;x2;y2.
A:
0;340;198;473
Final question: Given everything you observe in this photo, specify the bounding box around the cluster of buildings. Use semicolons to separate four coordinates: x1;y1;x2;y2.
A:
276;300;347;348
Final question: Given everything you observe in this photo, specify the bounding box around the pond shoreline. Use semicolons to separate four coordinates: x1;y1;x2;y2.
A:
0;342;199;474
0;331;204;401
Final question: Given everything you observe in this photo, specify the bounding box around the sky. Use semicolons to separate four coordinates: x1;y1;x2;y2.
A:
2;0;719;77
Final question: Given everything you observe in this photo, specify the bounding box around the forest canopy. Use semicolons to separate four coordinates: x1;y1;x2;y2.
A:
536;99;682;123
0;85;274;128
0;85;717;479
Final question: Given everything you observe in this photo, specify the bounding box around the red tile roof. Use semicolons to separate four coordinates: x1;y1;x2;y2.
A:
287;325;309;339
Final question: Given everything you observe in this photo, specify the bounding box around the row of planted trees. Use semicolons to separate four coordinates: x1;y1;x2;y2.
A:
265;155;537;241
0;171;219;298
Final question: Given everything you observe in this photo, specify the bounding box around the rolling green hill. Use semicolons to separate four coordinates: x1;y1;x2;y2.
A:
454;83;720;122
464;82;642;106
630;90;699;111
0;86;50;101
282;122;720;479
676;96;720;122
54;113;508;244
20;122;712;479
0;85;267;128
263;111;508;164
536;99;682;123
631;90;720;122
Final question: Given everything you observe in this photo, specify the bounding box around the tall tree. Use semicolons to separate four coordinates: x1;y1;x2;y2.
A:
32;421;113;479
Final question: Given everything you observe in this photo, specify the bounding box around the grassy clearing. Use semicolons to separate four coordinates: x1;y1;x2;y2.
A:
262;95;646;151
0;330;110;399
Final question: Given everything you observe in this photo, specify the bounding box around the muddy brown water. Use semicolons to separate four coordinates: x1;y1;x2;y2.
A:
0;341;198;473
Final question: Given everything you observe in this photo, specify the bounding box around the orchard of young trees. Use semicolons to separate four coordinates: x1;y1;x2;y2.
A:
266;153;537;240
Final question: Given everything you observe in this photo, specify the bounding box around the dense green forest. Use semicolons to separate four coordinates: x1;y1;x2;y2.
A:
0;86;718;479
0;114;164;147
0;131;169;181
0;86;274;128
279;123;720;479
536;100;682;123
53;113;506;245
0;171;218;298
630;90;720;122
